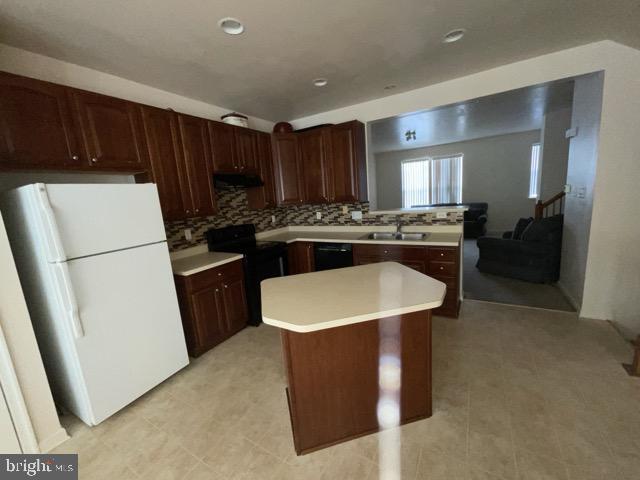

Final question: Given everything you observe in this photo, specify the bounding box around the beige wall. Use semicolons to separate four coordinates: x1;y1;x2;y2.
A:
0;44;274;133
0;213;67;452
291;40;640;335
539;107;572;201
374;131;540;233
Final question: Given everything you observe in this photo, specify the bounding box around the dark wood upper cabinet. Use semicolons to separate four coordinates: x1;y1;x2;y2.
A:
208;121;237;173
247;132;277;209
273;133;304;205
298;128;331;203
139;106;190;220
0;72;83;168
234;127;259;173
328;121;367;202
70;90;148;170
178;114;217;217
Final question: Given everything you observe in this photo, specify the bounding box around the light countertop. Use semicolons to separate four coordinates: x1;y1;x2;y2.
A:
261;262;446;332
170;245;243;276
257;227;461;247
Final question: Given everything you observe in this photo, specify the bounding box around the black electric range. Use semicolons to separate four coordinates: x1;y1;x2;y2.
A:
206;224;288;326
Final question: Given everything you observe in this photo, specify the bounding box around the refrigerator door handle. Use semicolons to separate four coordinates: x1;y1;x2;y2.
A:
53;263;85;339
34;183;66;262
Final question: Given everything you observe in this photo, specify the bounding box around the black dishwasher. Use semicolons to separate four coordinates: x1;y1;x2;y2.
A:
314;243;354;271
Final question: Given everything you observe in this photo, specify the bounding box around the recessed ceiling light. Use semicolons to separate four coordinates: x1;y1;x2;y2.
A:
218;17;244;35
313;78;328;87
442;28;465;43
384;84;397;90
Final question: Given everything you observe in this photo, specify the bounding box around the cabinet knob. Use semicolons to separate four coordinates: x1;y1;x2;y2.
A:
91;157;98;163
440;253;444;257
223;284;228;289
215;288;219;292
71;155;79;161
195;208;200;214
440;266;444;270
186;209;191;214
384;250;389;254
217;272;222;277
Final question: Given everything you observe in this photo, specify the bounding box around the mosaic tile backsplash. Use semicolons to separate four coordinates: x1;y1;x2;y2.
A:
164;186;463;251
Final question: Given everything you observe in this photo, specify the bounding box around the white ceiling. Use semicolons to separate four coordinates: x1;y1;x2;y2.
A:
0;1;638;121
370;80;575;153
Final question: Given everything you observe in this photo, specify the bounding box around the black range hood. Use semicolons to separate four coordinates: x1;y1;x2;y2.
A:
213;173;264;188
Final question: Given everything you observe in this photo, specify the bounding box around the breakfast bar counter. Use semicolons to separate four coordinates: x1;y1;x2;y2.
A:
261;262;446;454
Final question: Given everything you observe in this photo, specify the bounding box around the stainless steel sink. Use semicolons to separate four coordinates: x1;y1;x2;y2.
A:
366;232;397;240
364;232;429;241
397;232;428;241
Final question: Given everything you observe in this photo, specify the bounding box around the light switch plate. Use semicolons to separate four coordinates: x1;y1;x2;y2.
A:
342;206;349;214
316;211;322;220
271;215;276;225
351;210;363;220
184;229;192;241
436;211;447;219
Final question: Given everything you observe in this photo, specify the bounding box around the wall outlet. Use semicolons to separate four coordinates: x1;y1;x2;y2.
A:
576;187;586;199
184;228;192;241
316;211;322;220
342;206;349;214
436;211;447;219
271;215;276;225
565;127;578;138
563;184;572;193
351;210;363;221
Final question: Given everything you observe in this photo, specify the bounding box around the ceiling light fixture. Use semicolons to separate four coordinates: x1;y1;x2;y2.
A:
218;17;244;35
313;78;328;87
442;28;465;43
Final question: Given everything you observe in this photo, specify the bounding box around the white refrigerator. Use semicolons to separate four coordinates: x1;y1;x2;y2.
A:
0;183;189;426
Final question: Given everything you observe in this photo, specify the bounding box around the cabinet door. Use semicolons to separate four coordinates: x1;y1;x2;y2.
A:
140;106;190;220
234;127;258;173
273;133;304;205
288;242;315;274
246;132;276;209
329;121;367;202
222;277;248;334
178;114;216;217
0;72;82;168
71;90;148;169
298;128;330;203
190;285;227;351
208;121;237;173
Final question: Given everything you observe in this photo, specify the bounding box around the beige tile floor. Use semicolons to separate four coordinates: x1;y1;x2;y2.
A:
53;299;640;479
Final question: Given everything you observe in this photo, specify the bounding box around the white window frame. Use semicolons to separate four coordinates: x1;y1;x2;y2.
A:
401;153;463;208
529;143;541;199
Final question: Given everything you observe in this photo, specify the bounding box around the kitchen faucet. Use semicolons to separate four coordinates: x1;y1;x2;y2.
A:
396;216;403;234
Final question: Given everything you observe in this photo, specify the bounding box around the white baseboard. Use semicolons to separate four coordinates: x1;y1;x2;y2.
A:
38;427;69;453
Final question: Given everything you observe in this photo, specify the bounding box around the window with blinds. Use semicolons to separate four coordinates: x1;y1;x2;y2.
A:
401;154;463;208
529;143;541;199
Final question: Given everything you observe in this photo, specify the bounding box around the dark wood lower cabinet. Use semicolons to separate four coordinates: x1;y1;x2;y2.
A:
287;242;315;274
174;260;247;357
282;310;432;455
353;243;460;318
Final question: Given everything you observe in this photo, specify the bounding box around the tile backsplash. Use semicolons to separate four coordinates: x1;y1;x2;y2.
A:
164;186;463;251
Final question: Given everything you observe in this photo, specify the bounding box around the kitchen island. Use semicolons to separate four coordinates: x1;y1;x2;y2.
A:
261;262;446;454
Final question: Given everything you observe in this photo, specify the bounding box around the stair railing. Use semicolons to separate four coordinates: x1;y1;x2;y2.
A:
535;191;566;219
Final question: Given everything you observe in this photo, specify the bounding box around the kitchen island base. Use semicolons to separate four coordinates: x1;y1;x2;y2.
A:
281;310;432;455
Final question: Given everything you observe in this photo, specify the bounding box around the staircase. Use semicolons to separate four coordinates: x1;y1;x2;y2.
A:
535;191;566;219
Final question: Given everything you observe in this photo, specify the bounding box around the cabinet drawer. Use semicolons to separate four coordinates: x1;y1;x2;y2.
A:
213;259;244;282
353;244;427;261
185;259;243;291
428;247;457;262
428;261;457;276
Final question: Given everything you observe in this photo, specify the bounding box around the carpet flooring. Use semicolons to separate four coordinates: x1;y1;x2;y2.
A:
463;239;575;312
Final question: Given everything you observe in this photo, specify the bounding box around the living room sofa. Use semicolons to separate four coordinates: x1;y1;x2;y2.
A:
476;214;563;283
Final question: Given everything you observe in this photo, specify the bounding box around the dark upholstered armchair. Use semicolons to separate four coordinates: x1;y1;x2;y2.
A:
476;214;563;283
